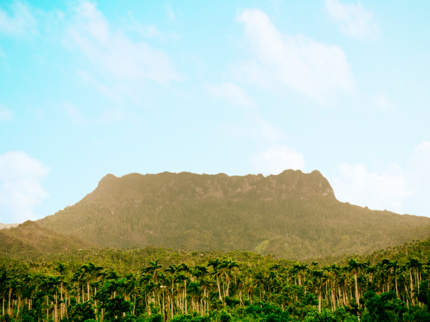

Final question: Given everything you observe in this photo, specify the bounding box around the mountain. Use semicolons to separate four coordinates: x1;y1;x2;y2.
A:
0;222;19;230
0;221;90;259
37;170;430;260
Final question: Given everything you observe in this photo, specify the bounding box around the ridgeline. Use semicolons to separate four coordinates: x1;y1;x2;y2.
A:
35;170;430;260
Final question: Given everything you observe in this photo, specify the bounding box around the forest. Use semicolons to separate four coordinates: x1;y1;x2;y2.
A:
3;238;430;322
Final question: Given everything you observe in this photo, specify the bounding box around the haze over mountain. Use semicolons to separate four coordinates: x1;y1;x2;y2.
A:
0;222;19;230
36;170;430;260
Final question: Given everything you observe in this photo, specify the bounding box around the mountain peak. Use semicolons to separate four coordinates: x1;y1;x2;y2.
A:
92;169;335;204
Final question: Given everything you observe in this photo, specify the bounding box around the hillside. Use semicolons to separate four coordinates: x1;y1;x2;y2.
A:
0;220;90;260
38;170;430;260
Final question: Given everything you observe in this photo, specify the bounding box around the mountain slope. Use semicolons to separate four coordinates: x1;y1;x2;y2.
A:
0;221;90;259
38;170;430;260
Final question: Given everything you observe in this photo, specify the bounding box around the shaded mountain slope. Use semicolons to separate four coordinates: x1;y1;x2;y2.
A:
38;170;430;260
0;221;90;259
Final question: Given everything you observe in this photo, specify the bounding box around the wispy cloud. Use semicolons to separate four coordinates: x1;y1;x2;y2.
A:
126;11;181;42
0;1;37;36
223;112;284;142
206;82;256;108
63;102;123;125
252;144;305;175
235;8;354;104
164;3;176;23
325;0;379;40
374;93;393;111
0;105;13;121
65;0;182;96
63;102;86;125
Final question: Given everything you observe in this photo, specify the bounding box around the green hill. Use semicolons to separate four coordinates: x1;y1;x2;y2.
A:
37;170;430;260
0;220;90;260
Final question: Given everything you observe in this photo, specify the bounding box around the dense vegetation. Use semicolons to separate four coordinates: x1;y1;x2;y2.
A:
4;242;430;322
4;170;430;321
37;170;430;260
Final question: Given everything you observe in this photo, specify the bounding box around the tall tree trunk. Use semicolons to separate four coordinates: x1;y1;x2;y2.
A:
216;276;222;301
60;283;64;319
55;292;58;322
410;269;415;305
354;273;359;304
184;281;187;314
395;275;399;298
7;287;11;315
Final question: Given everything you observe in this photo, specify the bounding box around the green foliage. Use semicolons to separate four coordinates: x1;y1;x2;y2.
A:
418;282;430;312
219;310;231;322
304;308;356;322
68;302;96;322
102;296;134;321
149;314;163;322
362;291;407;322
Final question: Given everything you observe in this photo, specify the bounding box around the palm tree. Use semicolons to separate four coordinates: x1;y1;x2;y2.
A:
208;259;223;301
386;259;400;297
311;269;326;313
142;259;163;283
177;263;189;313
348;259;363;304
164;265;178;318
221;258;239;297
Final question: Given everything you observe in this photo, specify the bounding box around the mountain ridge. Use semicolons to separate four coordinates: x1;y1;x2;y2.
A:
37;169;430;260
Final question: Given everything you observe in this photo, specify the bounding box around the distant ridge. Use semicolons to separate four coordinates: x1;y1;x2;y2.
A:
38;170;430;260
0;221;90;259
0;222;19;230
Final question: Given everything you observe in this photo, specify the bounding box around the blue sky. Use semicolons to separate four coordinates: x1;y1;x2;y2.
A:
1;0;430;223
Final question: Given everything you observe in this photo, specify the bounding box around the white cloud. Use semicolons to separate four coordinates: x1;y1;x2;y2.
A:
223;112;284;142
235;9;354;104
331;163;410;213
403;142;430;216
252;144;305;175
331;141;430;216
207;82;256;107
0;152;49;223
325;0;379;40
65;1;182;90
0;105;12;121
0;1;37;36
